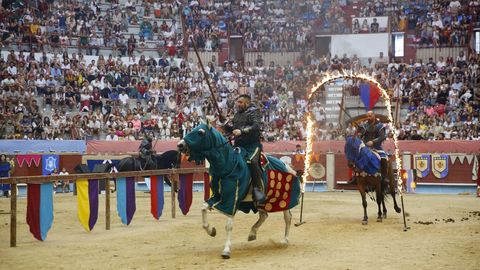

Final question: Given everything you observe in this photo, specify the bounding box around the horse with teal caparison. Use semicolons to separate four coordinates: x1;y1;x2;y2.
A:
177;123;301;259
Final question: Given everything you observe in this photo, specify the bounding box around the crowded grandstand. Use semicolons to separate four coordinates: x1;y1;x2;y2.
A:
0;0;478;141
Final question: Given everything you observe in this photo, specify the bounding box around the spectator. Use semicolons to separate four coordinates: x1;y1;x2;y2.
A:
370;18;379;33
59;167;70;193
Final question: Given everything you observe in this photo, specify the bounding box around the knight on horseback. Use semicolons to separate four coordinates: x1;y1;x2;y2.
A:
222;94;266;204
139;133;155;163
354;110;388;185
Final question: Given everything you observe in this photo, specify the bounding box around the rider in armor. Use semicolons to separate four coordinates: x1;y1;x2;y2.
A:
139;133;154;162
222;95;266;204
356;110;388;184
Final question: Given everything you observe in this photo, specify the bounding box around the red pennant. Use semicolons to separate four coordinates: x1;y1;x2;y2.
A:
17;155;41;167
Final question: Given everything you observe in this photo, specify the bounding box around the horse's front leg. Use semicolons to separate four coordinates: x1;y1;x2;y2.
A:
201;202;216;237
381;196;387;219
381;181;388;219
281;210;292;245
222;217;233;259
376;187;383;223
248;210;268;241
359;185;368;225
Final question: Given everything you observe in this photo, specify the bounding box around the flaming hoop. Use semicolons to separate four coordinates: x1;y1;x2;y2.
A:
303;70;404;196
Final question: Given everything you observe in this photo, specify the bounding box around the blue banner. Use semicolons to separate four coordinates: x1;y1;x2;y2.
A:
406;169;416;193
414;154;430;178
432;154;449;179
42;155;59;176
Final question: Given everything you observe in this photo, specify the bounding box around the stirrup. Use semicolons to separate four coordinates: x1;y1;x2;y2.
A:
253;187;266;203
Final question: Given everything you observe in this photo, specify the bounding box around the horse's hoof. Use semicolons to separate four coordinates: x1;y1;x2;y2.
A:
221;251;230;259
395;207;402;213
377;217;382;223
210;227;216;237
280;238;289;245
248;234;256;241
362;220;368;225
383;213;387;219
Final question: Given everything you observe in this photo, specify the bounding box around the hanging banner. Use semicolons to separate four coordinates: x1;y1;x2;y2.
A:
16;155;41;167
178;173;193;215
42;155;59;176
458;155;466;164
405;169;416;193
472;155;478;181
150;175;164;220
26;183;54;241
449;154;458;165
0;161;11;192
432;154;449;179
466;155;474;165
116;177;136;225
77;179;99;232
414;154;430;178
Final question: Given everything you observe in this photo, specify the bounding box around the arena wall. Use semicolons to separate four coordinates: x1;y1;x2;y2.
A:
4;141;478;189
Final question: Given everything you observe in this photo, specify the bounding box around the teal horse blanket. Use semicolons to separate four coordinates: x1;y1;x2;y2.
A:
207;147;301;216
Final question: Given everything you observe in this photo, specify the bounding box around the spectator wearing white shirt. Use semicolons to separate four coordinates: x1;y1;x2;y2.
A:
89;33;100;56
119;90;129;106
1;75;15;88
59;168;70;193
105;129;119;141
35;75;47;95
7;62;17;76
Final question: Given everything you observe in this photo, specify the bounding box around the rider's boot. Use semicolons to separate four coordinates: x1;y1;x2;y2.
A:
248;152;266;204
348;176;357;185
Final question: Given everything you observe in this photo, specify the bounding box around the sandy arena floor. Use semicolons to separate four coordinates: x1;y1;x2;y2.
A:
0;191;479;270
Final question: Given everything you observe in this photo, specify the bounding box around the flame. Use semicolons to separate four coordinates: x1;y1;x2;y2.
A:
301;114;315;193
303;70;404;195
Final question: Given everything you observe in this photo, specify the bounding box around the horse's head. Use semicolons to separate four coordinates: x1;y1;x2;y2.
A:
177;123;228;164
155;150;181;169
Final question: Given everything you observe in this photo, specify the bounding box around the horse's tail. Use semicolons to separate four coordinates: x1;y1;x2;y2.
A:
364;179;391;202
381;181;391;200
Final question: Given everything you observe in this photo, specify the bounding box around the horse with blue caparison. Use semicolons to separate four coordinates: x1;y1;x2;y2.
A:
177;123;301;259
345;132;401;225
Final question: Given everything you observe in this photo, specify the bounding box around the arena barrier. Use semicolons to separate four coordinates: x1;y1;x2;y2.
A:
0;168;207;248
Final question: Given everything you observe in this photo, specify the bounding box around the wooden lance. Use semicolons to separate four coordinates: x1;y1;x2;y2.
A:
189;36;226;123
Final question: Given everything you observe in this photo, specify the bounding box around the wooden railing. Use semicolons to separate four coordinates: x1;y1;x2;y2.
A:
0;167;208;248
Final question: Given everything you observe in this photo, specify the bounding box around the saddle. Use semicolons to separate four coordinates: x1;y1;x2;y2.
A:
135;155;155;171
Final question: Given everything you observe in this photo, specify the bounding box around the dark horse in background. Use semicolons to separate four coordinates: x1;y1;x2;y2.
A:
117;150;181;186
345;135;401;225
